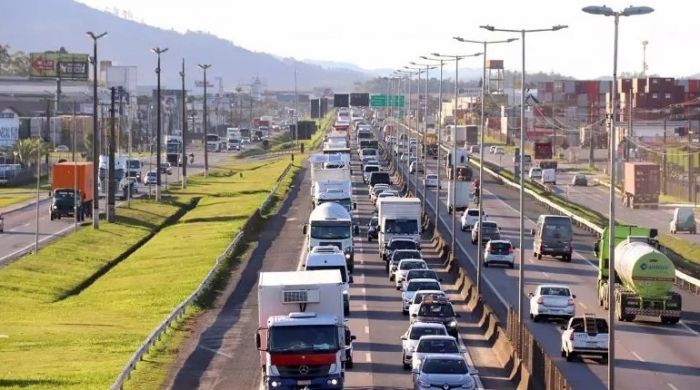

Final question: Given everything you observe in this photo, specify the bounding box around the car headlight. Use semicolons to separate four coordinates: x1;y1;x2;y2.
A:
448;320;458;328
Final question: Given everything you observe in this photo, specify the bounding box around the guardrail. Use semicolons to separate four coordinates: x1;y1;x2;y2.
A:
394;120;700;293
110;162;294;390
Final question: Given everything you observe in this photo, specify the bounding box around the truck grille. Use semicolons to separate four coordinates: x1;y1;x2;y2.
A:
277;364;331;378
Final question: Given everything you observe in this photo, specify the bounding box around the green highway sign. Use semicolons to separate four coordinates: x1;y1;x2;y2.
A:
370;95;405;108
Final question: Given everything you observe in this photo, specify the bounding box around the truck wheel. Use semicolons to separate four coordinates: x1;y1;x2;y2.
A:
561;348;566;358
565;350;575;362
346;356;354;369
50;213;55;221
536;252;542;260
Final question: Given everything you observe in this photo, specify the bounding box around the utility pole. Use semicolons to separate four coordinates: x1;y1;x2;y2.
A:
107;87;116;223
590;102;596;168
86;31;107;229
689;109;693;202
198;64;212;177
180;58;187;189
151;47;168;201
663;116;667;194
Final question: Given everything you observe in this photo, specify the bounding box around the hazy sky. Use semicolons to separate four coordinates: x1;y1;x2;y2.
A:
77;0;695;78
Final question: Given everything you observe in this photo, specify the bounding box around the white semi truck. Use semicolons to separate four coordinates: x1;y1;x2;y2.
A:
256;270;348;390
304;202;358;272
447;180;471;214
377;198;422;251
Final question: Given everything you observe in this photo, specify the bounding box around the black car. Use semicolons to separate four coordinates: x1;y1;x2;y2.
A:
412;298;460;338
571;174;588;186
367;216;379;241
383;238;420;261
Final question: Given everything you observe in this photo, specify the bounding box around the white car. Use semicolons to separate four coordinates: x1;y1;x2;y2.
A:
409;160;423;173
143;171;157;185
411;335;465;371
400;322;448;369
489;146;497;154
408;290;447;318
483;240;515;268
388;249;423;274
393;259;428;286
401;269;441;291
424;174;439;188
401;278;442;314
460;208;483;231
369;183;390;198
529;284;576;322
528;167;542;180
560;315;609;363
55;145;70;152
493;146;504;154
412;354;476;389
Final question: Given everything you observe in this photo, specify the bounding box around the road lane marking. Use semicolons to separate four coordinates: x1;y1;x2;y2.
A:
631;351;645;362
0;223;75;265
365;352;372;363
364;326;369;334
667;383;679;390
679;321;700;337
578;302;588;310
0;334;8;338
361;287;366;294
362;304;367;311
542;272;550;278
198;345;233;359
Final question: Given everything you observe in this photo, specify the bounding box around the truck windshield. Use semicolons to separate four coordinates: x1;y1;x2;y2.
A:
306;266;347;283
269;325;339;353
310;222;351;239
206;135;219;142
54;189;75;199
166;142;180;153
385;219;419;235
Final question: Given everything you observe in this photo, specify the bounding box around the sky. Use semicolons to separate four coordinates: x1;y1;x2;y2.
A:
76;0;696;79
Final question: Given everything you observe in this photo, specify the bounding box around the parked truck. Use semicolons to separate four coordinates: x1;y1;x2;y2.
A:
377;198;422;251
594;225;681;324
256;270;348;390
50;162;94;221
622;162;660;209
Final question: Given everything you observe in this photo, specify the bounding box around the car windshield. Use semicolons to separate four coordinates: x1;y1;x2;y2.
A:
407;281;440;292
391;241;418;250
417;339;460;353
409;327;446;340
480;222;498;232
399;261;426;271
406;270;437;281
542;218;572;241
466;210;480;217
540;287;571;297
364;166;379;173
310;222;351;239
362;149;377;156
422;358;468;374
385;219;419;234
306;265;347;283
418;303;454;318
414;293;444;304
489;242;511;253
268;325;339;353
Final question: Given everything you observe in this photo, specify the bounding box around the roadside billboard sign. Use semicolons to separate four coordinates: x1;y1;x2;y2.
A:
0;109;20;148
30;52;90;80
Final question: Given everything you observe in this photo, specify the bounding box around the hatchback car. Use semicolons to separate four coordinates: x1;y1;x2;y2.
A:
528;167;542;180
383;238;420;261
529;284;576;322
393;259;428;284
412;354;476;389
401;278;442;314
460;208;483;231
408;291;447;318
143;171;158;185
424;174;439;188
483;240;515;268
389;250;423;275
411;335;464;371
401;322;448;370
159;162;172;175
571;174;588;186
412;297;460;338
471;221;500;245
401;269;441;291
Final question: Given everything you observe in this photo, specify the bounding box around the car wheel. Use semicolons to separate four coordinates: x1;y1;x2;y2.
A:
461;225;466;231
402;308;408;315
402;354;410;370
484;261;489;268
537;253;542;260
565;350;575;362
509;263;515;269
533;315;540;323
600;354;608;364
346;356;354;369
561;348;567;358
389;274;395;281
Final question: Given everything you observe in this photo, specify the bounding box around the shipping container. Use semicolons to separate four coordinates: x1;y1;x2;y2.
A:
618;79;633;93
577;93;589;107
599;80;612;94
645;77;675;93
676;79;689;92
689;79;700;93
554;80;566;93
564;80;576;94
632;78;646;94
487;59;504;69
623;162;660;208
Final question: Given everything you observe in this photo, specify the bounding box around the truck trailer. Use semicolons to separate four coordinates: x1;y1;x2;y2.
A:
377;198;422;251
256;270;347;390
622;162;660;209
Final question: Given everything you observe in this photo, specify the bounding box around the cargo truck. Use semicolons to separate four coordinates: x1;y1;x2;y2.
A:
50;162;94;221
445;149;469;176
304;202;358;272
622;162;660;209
377;198;422;253
424;134;438;158
447;180;471;214
165;135;183;166
594;225;681;324
256;270;349;389
465;125;478;146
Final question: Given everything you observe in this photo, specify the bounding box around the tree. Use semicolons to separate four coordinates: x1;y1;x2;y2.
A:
0;44;30;76
12;138;51;167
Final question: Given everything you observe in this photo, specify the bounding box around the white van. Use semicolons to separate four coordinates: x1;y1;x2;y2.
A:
304;246;353;315
541;168;556;185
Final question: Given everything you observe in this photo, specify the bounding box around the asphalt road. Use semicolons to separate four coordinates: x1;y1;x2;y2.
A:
166;135;499;389
0;146;232;266
390;128;700;390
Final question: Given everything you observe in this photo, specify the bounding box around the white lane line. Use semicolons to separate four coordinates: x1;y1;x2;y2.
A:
21;223;30;227
679;321;700;337
365;352;372;363
0;223;75;264
364;326;370;334
361;287;366;294
578;302;588;310
0;334;8;338
667;383;679;390
198;345;233;359
362;304;368;311
631;351;645;362
542;271;550;278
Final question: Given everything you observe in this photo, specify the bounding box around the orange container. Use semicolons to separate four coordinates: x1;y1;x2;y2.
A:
51;162;94;202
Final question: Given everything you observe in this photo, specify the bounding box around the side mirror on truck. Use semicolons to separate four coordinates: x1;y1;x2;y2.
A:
302;224;308;235
255;332;263;351
354;225;360;235
353;202;357;210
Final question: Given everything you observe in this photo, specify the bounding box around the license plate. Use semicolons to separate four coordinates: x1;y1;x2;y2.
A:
298;380;312;385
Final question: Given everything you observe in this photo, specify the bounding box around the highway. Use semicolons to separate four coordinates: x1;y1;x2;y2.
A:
0;147;232;266
166;131;507;389
391;127;700;390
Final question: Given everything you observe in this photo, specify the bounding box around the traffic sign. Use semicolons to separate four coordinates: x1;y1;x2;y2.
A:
370;95;405;108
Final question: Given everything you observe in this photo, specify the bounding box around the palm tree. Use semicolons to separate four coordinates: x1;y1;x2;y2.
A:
12;138;51;167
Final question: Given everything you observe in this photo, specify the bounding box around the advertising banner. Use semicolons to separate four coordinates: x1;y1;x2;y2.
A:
30;52;90;80
0;109;20;148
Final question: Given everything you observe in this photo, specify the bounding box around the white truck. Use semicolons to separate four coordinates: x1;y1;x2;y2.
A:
256;270;349;389
313;180;354;213
447;180;471;214
304;202;358;272
98;155;128;199
304;246;353;315
226;127;241;151
445;148;469;176
377;198;422;251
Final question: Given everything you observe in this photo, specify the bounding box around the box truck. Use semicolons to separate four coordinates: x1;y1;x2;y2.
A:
50;162;94;221
377;198;422;251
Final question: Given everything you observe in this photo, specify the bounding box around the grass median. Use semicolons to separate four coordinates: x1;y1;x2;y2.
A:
0;157;292;389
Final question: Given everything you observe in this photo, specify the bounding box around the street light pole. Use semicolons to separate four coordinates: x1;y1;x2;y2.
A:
453;36;518;295
151;47;168;201
582;6;653;388
481;23;567;357
86;31;107;229
198;64;212;177
180;58;187;189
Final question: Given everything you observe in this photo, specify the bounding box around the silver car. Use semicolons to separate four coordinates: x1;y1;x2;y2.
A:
401;279;442;314
411;335;465;371
412;354;476;390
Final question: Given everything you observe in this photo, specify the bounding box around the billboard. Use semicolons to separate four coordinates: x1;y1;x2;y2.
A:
30;52;89;80
310;99;320;119
0;109;20;148
333;94;349;108
350;93;370;107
